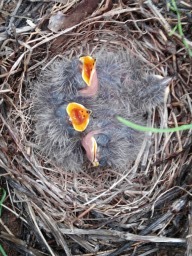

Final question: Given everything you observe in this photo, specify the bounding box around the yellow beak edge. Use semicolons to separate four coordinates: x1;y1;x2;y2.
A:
66;102;91;132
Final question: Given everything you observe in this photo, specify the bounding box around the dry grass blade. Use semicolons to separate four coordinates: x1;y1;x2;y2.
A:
59;228;186;244
0;231;45;256
187;201;192;256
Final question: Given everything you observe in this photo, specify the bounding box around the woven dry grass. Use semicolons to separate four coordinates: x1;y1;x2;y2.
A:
0;0;192;255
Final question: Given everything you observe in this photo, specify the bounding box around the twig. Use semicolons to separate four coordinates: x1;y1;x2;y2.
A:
0;26;35;42
186;201;192;256
27;202;59;256
0;231;45;256
145;0;192;48
59;228;186;244
8;0;23;30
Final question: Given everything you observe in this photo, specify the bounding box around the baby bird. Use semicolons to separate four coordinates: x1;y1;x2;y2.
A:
33;57;96;171
33;49;171;171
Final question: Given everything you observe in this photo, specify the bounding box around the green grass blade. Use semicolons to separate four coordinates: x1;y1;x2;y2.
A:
0;245;7;256
0;189;6;217
0;188;7;256
117;116;192;133
169;0;192;56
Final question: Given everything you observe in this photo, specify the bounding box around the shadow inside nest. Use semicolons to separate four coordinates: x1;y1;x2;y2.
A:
0;0;192;256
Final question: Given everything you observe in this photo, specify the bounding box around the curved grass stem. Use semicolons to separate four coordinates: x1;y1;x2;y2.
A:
117;116;192;133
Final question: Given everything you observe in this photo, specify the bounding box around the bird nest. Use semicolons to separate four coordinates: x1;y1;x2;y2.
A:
0;1;192;255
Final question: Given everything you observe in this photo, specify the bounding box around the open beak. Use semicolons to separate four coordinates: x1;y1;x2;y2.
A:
79;56;99;97
79;56;96;86
66;102;91;132
82;132;99;167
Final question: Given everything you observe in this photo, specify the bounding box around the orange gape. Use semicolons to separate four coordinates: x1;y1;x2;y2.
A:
66;102;91;132
79;56;96;86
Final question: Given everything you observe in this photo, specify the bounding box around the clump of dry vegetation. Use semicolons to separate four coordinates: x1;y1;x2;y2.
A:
0;0;192;255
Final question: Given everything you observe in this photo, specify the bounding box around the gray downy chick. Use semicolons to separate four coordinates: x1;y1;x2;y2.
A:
33;50;171;171
33;57;95;171
81;50;171;170
93;49;171;111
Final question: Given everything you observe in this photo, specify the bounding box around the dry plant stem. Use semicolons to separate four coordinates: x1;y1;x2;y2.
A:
91;0;113;17
67;234;97;253
59;228;186;244
27;202;60;256
0;219;14;235
0;0;5;9
84;167;135;206
0;115;71;208
108;193;188;256
2;204;28;224
187;201;192;256
0;231;45;256
146;0;192;48
0;26;34;42
152;196;187;233
7;0;23;30
31;202;72;256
